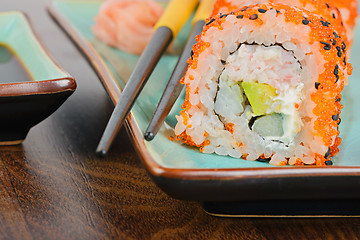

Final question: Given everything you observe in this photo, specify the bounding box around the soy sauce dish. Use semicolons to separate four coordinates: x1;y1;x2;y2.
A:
0;11;76;145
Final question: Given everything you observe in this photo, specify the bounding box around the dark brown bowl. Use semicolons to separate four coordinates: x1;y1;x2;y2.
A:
0;11;76;145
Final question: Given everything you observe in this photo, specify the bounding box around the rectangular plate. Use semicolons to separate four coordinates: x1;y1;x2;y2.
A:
48;0;360;205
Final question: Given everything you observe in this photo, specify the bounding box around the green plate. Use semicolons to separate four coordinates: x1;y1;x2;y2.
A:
48;0;360;207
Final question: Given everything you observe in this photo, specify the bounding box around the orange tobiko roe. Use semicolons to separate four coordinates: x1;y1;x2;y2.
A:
328;0;358;32
176;3;352;165
225;123;235;134
211;0;350;45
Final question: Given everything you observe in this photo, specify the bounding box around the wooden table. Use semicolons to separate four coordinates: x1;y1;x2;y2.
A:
1;0;360;239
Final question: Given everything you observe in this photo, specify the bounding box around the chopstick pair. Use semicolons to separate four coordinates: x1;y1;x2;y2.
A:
145;0;216;141
96;0;215;156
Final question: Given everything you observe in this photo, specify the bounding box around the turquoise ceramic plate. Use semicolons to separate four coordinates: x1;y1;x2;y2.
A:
0;11;76;145
48;0;360;213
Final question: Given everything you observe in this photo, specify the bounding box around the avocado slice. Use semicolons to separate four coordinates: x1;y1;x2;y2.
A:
242;82;277;116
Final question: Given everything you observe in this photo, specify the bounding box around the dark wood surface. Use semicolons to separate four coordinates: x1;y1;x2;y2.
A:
1;0;360;239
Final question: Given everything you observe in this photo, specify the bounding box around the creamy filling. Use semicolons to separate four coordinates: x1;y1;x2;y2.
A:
214;44;304;145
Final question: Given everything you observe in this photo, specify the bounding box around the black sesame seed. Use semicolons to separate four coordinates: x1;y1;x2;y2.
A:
334;67;339;75
333;13;336;18
220;14;228;18
325;160;333;165
332;113;339;121
342;42;346;52
326;3;330;8
334;32;339;38
321;20;330;27
320;41;331;50
302;19;309;25
324;148;331;159
335;74;339;83
343;57;347;66
249;14;258;20
236;15;244;19
206;18;215;25
190;50;194;59
338;118;341;125
332;39;337;45
276;10;280;14
335;64;339;69
341;21;344;26
315;82;321;89
258;8;267;13
221;60;226;65
336;46;342;57
335;96;341;102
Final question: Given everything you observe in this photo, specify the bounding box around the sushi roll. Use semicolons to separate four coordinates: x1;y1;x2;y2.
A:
174;3;353;165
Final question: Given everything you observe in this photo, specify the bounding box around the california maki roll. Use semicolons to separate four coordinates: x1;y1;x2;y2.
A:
174;3;352;165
